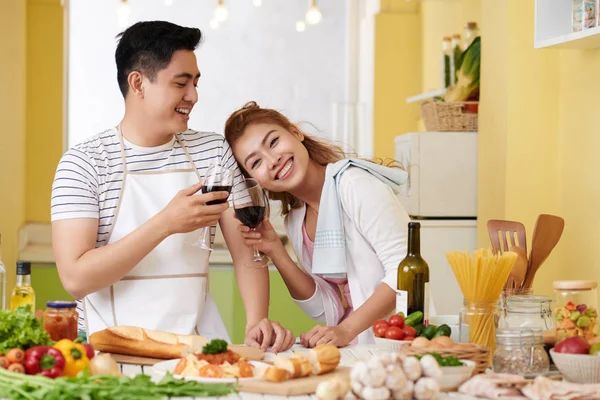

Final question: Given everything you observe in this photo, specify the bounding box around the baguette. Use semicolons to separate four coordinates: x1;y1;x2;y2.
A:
306;344;341;375
89;326;209;359
274;353;312;378
262;366;291;382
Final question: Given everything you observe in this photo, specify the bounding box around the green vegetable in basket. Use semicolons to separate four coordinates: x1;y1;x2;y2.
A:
445;36;480;102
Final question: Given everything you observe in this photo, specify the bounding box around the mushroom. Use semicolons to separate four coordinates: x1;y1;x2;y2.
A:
413;377;440;400
402;356;422;382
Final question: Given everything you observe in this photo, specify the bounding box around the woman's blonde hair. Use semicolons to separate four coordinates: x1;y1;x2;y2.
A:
224;101;401;215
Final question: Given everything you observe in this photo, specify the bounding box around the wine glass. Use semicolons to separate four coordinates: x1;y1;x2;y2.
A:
190;164;235;250
232;178;270;268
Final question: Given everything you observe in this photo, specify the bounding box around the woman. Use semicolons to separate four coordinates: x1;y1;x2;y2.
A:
224;101;411;346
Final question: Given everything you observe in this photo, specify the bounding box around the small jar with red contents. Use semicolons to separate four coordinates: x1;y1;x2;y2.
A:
43;300;78;341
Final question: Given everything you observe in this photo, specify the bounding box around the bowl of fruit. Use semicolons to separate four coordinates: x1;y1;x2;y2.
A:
550;335;600;383
372;311;453;351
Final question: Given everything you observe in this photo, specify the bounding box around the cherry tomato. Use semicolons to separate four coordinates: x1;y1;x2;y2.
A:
373;319;388;328
402;326;416;338
388;315;405;328
374;324;389;338
384;326;405;341
404;336;415;341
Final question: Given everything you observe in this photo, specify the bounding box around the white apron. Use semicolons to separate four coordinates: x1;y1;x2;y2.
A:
83;130;230;341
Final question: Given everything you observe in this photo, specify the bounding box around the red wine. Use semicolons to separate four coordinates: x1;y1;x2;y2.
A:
235;206;265;229
202;185;232;205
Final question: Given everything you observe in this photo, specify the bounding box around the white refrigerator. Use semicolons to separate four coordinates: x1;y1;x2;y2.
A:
395;132;478;316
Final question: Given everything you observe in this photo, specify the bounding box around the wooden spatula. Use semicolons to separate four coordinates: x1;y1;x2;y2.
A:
508;245;528;289
487;220;528;255
522;214;565;289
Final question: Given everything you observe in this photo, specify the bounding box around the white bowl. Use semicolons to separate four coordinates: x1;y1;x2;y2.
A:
374;337;412;351
550;349;600;384
438;360;476;391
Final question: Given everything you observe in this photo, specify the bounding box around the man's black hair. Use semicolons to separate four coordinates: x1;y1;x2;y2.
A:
115;21;202;97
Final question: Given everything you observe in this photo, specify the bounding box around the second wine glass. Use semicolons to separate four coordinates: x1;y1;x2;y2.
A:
232;178;269;268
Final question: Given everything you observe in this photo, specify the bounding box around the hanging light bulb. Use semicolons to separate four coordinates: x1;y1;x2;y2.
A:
210;19;219;29
214;0;229;22
305;0;322;25
164;0;174;6
296;21;306;32
116;0;131;29
253;0;262;7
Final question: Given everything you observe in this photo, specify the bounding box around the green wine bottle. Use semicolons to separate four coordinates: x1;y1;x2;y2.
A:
396;222;431;326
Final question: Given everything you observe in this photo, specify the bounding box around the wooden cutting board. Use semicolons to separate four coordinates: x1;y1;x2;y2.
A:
100;344;265;366
239;367;351;396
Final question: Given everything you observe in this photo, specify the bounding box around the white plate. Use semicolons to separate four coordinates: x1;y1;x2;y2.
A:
152;359;270;383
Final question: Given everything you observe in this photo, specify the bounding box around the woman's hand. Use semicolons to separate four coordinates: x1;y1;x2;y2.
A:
237;216;284;257
299;325;353;348
244;318;296;352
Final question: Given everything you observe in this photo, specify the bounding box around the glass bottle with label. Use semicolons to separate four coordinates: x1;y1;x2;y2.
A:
441;37;452;88
0;235;6;310
397;222;430;325
10;261;36;312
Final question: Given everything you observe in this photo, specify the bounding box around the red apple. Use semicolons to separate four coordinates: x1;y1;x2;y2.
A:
555;335;591;355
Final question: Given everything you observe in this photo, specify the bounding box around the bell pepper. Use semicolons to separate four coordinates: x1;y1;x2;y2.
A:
53;338;90;377
24;346;66;379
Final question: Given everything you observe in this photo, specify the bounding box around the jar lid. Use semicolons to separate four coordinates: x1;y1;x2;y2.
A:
553;280;598;290
46;300;77;309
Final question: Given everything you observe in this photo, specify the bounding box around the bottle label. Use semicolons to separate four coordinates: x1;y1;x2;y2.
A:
424;282;430;326
396;290;408;317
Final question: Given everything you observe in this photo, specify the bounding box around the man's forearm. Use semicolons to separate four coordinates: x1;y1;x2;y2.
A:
55;213;169;299
235;266;270;332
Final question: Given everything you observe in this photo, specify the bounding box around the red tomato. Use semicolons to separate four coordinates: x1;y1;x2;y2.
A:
384;326;405;341
374;324;388;338
402;326;416;338
388;315;405;328
373;319;388;328
404;336;415;341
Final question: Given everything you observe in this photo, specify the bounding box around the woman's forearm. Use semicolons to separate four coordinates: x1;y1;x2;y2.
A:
270;245;316;300
338;283;396;339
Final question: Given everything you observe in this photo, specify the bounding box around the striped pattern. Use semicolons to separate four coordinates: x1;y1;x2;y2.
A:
51;127;244;331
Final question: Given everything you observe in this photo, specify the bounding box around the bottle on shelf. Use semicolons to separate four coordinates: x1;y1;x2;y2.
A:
441;36;453;88
0;235;6;310
451;33;463;84
396;222;431;326
464;21;479;48
10;261;36;312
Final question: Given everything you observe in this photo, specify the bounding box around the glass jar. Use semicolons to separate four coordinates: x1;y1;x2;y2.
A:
43;300;78;341
499;287;534;319
498;294;553;331
553;280;599;341
459;300;501;361
492;328;549;376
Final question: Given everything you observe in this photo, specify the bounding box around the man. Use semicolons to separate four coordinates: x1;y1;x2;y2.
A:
51;20;294;352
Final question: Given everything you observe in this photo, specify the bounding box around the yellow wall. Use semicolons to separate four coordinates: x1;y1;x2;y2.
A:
26;0;64;223
0;2;27;306
373;1;422;160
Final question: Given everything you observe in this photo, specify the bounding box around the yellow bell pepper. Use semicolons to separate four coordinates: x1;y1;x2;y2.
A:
53;339;89;377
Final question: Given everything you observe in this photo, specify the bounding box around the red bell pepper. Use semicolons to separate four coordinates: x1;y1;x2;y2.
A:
24;346;66;378
73;337;95;360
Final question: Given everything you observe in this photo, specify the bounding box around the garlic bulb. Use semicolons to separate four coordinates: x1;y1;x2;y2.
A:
402;357;422;382
413;377;440;400
316;377;350;400
351;361;369;386
360;386;391;400
384;365;407;391
419;354;442;379
392;380;414;400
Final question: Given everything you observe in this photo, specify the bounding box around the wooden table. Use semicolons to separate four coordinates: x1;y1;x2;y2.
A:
118;344;475;400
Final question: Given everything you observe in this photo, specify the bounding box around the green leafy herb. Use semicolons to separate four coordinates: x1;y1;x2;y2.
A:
202;339;228;354
0;305;53;354
0;367;237;400
415;352;465;367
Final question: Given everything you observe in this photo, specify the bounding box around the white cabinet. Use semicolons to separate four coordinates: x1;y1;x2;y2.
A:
535;0;600;49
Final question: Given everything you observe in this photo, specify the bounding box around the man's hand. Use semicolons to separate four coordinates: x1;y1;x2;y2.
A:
299;325;353;348
159;182;230;235
244;318;295;353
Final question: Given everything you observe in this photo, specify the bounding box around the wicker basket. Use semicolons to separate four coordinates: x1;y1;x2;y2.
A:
421;101;478;132
399;345;490;375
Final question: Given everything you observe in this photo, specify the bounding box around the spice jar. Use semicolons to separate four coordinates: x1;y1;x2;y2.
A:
492;328;549;376
498;294;553;331
459;300;501;360
553;280;598;341
43;300;78;341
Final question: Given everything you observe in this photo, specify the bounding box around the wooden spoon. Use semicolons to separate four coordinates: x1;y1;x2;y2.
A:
508;246;528;289
522;214;565;289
